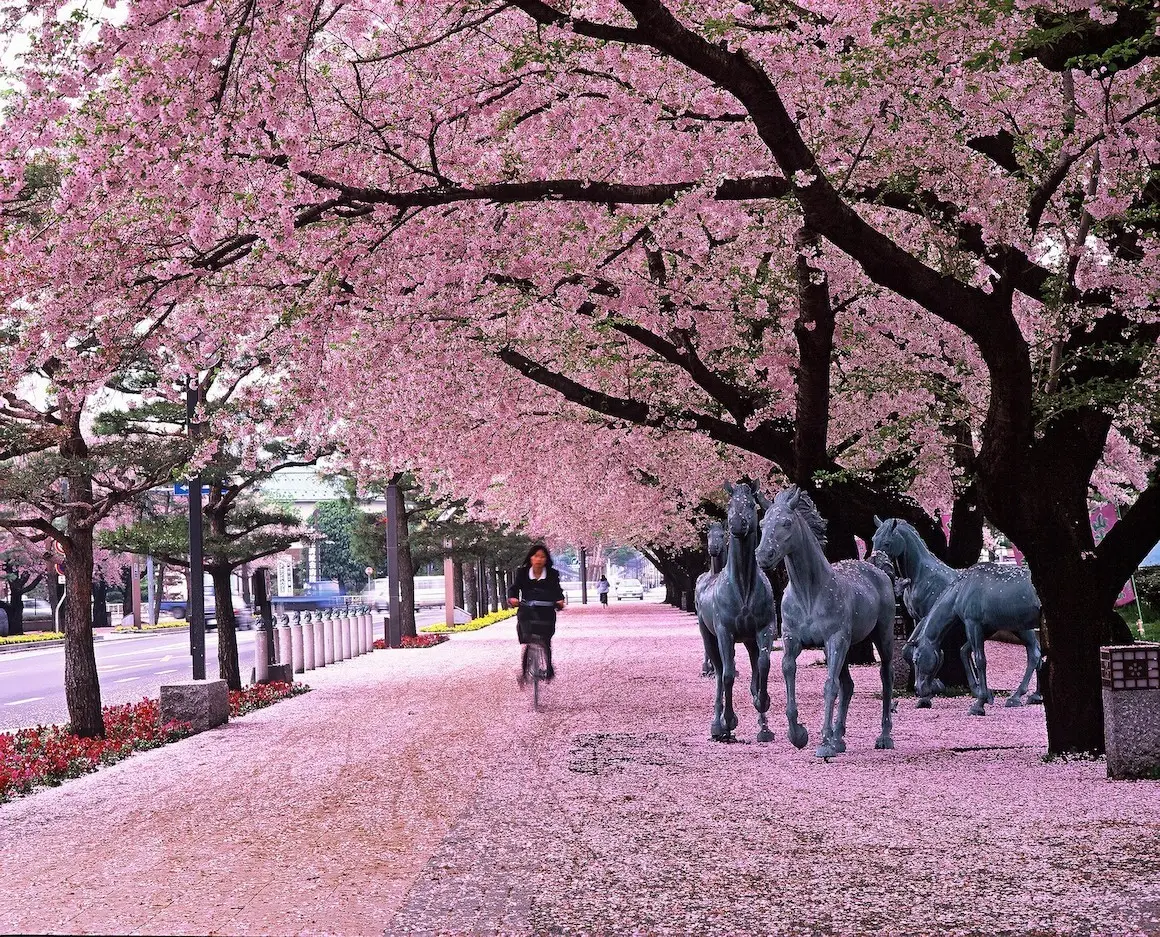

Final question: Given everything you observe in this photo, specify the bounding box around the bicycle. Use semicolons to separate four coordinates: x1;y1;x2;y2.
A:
518;600;558;710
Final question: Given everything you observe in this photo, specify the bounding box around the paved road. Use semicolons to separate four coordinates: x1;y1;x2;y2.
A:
0;606;463;731
0;631;237;731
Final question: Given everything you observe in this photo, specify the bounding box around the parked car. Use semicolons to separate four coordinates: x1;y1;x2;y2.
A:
156;591;253;630
615;578;644;601
22;598;53;619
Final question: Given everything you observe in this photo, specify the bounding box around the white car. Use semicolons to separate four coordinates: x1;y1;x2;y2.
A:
615;578;644;600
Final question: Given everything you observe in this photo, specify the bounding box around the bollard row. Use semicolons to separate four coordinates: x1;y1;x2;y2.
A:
259;605;380;679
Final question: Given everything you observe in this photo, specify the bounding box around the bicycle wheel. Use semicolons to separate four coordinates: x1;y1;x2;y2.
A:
529;640;547;710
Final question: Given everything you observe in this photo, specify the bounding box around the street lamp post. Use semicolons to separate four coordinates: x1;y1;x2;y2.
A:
186;384;206;680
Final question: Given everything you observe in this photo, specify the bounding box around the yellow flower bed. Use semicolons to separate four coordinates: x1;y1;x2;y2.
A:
0;631;64;646
421;608;517;634
112;620;188;634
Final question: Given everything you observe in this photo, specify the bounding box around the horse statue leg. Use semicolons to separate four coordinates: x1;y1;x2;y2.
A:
1005;629;1044;707
744;629;774;742
715;629;740;740
872;615;895;750
702;623;728;739
781;635;808;749
964;619;989;716
828;662;854;755
816;636;850;758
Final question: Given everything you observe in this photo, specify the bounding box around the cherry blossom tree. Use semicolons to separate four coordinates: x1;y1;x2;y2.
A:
3;0;1160;752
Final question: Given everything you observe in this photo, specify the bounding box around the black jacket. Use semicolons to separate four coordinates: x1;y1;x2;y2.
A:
508;566;565;641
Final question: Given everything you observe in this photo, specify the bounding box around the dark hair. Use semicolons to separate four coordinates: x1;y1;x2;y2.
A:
522;543;555;569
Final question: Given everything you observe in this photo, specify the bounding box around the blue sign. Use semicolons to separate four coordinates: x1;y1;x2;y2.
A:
174;482;213;496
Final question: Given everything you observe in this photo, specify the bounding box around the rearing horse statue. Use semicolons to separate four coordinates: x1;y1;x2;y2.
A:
872;517;1043;714
695;522;728;677
756;486;896;757
700;483;775;742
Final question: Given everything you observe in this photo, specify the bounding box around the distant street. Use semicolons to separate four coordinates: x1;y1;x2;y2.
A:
0;631;233;731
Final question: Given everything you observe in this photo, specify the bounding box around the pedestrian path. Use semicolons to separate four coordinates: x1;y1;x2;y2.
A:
0;603;1157;935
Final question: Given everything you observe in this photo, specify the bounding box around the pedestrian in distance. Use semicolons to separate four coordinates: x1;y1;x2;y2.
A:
508;543;566;685
597;575;610;606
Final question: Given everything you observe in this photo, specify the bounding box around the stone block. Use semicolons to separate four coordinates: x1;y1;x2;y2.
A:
160;680;229;734
263;663;294;685
1101;644;1160;780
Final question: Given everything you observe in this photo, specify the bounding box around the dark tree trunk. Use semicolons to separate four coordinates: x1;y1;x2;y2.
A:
62;528;103;737
59;414;104;739
453;559;464;609
210;566;242;691
946;424;985;568
92;579;109;629
394;486;417;638
3;573;31;635
240;564;252;607
463;560;478;619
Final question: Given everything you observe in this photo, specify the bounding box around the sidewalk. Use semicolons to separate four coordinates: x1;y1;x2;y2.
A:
1;603;1157;935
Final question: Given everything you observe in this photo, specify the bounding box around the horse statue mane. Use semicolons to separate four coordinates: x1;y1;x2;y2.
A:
778;485;828;549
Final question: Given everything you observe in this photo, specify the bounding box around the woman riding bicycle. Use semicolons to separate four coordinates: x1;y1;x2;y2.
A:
508;543;566;685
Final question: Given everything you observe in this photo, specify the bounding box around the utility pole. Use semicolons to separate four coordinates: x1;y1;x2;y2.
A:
385;483;402;648
186;383;206;680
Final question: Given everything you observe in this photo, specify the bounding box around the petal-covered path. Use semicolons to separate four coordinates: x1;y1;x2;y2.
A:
1;603;1157;936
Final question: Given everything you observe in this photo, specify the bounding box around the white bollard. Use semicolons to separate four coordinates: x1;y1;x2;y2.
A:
366;610;375;650
356;609;366;655
313;610;326;667
342;610;353;660
302;612;316;671
290;617;305;674
253;628;269;684
277;619;293;668
324;610;336;664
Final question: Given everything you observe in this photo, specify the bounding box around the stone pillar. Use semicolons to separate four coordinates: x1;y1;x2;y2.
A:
161;680;229;734
891;614;910;693
342;609;353;660
361;608;372;651
1101;643;1160;780
290;615;305;674
324;609;336;664
277;615;293;668
253;629;269;684
302;612;316;671
313;610;326;667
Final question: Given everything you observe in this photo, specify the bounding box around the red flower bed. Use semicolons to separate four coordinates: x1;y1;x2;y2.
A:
229;681;311;717
0;699;192;805
372;634;449;650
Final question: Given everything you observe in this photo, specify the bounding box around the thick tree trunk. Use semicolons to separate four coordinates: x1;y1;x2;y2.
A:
395;486;417;638
92;579;109;629
453;559;464;609
210;566;242;691
45;559;61;627
4;577;27;635
62;528;103;738
946;424;985;568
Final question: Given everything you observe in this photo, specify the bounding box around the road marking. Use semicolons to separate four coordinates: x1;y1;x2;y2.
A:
4;697;44;706
159;655;172;662
115;677;139;683
155;669;178;675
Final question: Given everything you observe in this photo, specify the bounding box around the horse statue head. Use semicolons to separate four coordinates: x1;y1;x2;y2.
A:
706;521;727;561
871;516;909;561
723;481;760;542
907;623;943;703
755;485;826;568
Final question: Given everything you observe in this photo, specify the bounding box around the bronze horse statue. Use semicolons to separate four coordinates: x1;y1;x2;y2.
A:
872;517;1043;714
699;484;775;742
696;522;727;677
757;486;896;757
